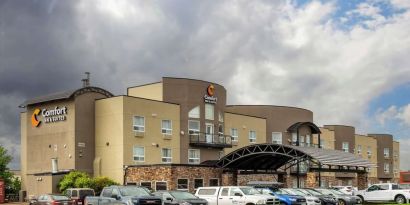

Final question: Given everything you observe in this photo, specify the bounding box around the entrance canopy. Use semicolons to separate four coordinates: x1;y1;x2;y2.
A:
215;143;375;171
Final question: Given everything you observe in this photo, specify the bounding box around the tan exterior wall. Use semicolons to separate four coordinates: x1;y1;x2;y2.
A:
393;141;400;179
95;97;125;183
314;128;335;149
355;134;377;178
224;112;267;154
323;125;355;153
26;101;76;174
20;112;28;191
25;174;65;198
127;82;163;101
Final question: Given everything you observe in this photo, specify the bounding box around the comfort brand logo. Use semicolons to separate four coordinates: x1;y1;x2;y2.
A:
204;84;217;104
31;108;41;127
207;84;215;96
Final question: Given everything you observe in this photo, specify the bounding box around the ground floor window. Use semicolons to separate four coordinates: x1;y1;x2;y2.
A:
155;181;167;191
177;179;188;191
209;178;219;186
194;178;204;189
140;181;152;191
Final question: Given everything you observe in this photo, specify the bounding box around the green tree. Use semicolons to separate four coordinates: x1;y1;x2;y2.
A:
91;177;119;195
58;171;90;193
0;146;15;195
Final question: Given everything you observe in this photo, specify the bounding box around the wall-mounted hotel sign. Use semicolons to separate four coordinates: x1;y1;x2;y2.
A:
31;106;68;127
204;84;217;104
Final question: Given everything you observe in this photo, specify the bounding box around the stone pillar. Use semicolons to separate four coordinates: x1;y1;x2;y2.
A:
306;172;318;188
222;171;238;186
357;172;368;190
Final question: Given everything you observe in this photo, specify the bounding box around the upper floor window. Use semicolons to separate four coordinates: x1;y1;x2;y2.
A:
161;148;172;163
133;116;145;132
299;136;305;147
205;104;214;120
161;120;172;135
384;163;390;173
218;112;224;122
272;132;282;144
188;120;200;135
133;146;145;162
357;145;362;154
306;135;311;147
291;133;297;144
249;131;256;143
188;149;200;164
188;106;200;118
342;142;349;153
231;128;238;142
384;148;390;158
218;124;223;135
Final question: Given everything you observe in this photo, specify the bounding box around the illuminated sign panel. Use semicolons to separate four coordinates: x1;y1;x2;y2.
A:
31;106;68;127
204;84;217;104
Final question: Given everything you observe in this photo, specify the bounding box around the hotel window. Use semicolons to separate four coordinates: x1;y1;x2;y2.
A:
188;106;200;118
218;124;223;135
306;135;311;147
188;120;200;135
161;148;172;163
205;104;214;120
384;163;390;173
249;131;256;143
320;139;325;149
342;142;349;152
188;149;200;164
140;182;152;190
209;179;219;186
133;116;145;132
133;146;145;162
357;145;362;154
231;128;238;142
218;112;224;122
384;148;390;158
161;120;172;135
177;179;188;190
155;181;167;191
194;179;204;189
292;133;297;145
271;132;282;144
299;136;305;147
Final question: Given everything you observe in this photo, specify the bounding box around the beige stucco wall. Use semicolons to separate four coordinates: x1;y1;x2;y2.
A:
355;134;378;178
26;101;76;174
26;174;65;198
223;112;267;154
127;82;163;101
95;96;180;184
393;141;400;179
313;128;336;177
20;112;27;191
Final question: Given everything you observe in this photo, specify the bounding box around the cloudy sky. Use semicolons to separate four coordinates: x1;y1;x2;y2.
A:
1;0;410;170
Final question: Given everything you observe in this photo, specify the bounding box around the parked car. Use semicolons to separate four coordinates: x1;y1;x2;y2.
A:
30;194;76;205
85;185;162;205
282;188;321;205
355;183;410;204
66;188;95;205
312;188;360;205
254;187;306;205
293;189;337;205
195;186;280;205
153;190;208;205
330;186;354;196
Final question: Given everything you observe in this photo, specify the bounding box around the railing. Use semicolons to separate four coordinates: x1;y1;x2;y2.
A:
189;132;233;148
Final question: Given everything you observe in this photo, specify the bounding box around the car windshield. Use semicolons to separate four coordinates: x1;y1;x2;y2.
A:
276;189;291;195
79;190;95;198
170;192;197;200
119;187;151;197
303;189;322;196
51;195;70;201
315;189;335;195
284;189;304;196
328;189;344;195
240;187;261;195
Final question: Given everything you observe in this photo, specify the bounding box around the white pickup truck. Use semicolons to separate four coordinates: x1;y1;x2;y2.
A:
195;186;280;205
355;183;410;204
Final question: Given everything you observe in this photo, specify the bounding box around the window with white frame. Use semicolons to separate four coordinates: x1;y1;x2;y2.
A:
205;104;214;120
177;179;188;190
231;128;238;142
155;181;167;191
384;148;390;158
133;146;145;162
384;163;390;173
209;178;219;186
342;142;349;152
161;148;172;163
249;131;256;143
188;149;200;164
292;133;297;144
299;136;305;146
188;120;200;135
271;132;282;144
140;182;152;190
188;106;200;118
218;124;223;135
194;179;204;189
218;112;224;122
133;116;145;132
161;120;172;135
306;135;311;147
357;145;362;154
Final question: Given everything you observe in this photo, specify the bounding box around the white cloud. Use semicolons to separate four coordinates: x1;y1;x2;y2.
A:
375;104;410;127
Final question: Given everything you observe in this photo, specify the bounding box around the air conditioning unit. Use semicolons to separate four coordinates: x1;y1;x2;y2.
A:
134;131;145;137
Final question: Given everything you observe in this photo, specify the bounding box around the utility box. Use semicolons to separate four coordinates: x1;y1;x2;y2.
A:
0;179;4;203
400;171;410;184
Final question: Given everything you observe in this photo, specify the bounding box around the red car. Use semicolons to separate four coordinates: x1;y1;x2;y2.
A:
30;194;76;205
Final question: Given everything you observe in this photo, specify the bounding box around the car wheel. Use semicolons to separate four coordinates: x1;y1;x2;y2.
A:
338;199;346;205
395;195;406;204
356;196;364;204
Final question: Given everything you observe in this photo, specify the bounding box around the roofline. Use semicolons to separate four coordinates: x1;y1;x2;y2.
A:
323;124;355;129
226;105;313;113
163;77;226;89
224;111;267;120
126;81;162;93
125;163;216;168
367;133;394;137
95;95;180;106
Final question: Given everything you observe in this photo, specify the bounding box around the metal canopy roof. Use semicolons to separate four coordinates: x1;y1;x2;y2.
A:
215;143;375;171
287;122;321;134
